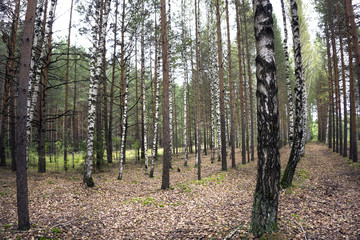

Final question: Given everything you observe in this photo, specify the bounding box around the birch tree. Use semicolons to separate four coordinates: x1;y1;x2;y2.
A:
250;0;280;235
84;0;111;187
280;0;294;148
280;0;306;188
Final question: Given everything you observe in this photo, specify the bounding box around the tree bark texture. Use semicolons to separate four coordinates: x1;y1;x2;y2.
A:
250;0;280;236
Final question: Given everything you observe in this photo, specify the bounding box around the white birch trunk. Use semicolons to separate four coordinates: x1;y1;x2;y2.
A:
280;0;294;148
168;0;173;167
84;0;111;186
25;0;45;164
150;53;159;177
182;1;188;166
118;75;129;180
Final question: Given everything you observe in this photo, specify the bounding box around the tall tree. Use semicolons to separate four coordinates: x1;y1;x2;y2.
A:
150;9;160;178
195;0;202;179
235;0;246;165
16;0;38;230
215;0;227;171
161;0;171;189
225;0;235;168
280;0;294;148
250;0;280;235
0;0;21;168
242;0;255;161
344;1;358;162
335;2;347;157
63;0;74;171
38;0;57;173
181;0;189;166
280;0;306;188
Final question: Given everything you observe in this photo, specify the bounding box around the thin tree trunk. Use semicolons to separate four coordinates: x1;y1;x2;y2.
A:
150;17;159;177
235;0;246;165
195;0;202;179
280;0;306;188
63;0;74;171
336;2;347;157
108;0;118;164
243;0;255;161
161;0;171;189
16;0;38;229
325;25;333;149
38;0;57;173
225;0;235;168
344;1;358;162
280;0;294;148
250;0;280;235
182;0;188;166
328;1;342;155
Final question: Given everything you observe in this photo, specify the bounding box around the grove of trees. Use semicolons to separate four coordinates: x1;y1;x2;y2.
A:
0;0;359;237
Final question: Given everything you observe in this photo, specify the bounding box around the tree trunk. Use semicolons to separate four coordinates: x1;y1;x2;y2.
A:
280;0;294;148
328;1;342;155
250;0;280;236
225;0;235;168
344;1;358;162
336;2;347;157
325;25;333;149
16;0;38;230
280;0;306;188
235;0;246;165
161;0;171;189
195;0;202;179
38;0;57;173
181;0;188;166
150;16;159;177
243;0;255;161
63;0;74;171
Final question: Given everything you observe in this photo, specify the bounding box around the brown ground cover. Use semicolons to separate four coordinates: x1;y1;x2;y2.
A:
1;142;359;239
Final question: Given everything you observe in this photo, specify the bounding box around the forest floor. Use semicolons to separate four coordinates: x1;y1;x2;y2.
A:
0;142;359;239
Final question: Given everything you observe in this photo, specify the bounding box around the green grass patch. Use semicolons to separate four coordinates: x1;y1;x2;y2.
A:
192;172;226;186
297;169;309;179
0;191;7;196
51;227;61;234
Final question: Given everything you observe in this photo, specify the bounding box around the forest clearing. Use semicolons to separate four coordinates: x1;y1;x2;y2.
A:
1;142;359;239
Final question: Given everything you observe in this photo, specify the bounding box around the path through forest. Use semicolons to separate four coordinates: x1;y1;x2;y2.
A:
1;142;359;239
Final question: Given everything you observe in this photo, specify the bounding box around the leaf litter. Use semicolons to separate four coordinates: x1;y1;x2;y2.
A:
0;142;359;239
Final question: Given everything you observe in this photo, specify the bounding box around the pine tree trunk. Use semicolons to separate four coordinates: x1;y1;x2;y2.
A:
25;0;47;165
250;0;280;236
243;0;255;161
38;0;57;173
280;0;306;188
336;2;347;157
325;25;333;149
16;0;38;230
108;0;119;164
235;0;246;165
63;0;74;171
195;0;202;179
225;0;235;168
328;1;342;155
161;0;171;189
344;2;358;162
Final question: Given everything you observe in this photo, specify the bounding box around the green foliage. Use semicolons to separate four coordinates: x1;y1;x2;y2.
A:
0;191;7;196
192;173;226;186
51;227;62;234
297;169;309;179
